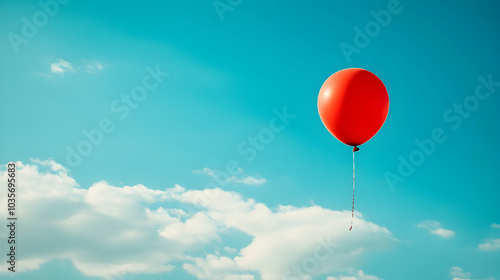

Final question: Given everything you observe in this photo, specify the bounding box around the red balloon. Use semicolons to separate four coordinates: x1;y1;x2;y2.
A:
318;68;389;147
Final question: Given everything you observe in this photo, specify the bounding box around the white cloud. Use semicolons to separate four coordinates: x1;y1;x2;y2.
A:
0;160;394;280
0;161;198;278
327;269;381;280
417;220;455;238
476;222;500;252
193;167;266;186
50;59;78;74
450;266;472;280
448;266;496;280
160;212;219;244
478;238;500;252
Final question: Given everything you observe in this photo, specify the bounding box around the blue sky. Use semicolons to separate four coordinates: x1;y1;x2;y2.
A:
1;0;499;279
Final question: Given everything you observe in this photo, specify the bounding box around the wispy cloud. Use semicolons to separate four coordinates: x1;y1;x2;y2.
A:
83;60;105;73
50;59;78;74
450;266;472;280
449;266;496;280
233;175;266;185
193;167;266;186
417;220;455;238
44;58;105;77
478;238;500;252
475;223;500;252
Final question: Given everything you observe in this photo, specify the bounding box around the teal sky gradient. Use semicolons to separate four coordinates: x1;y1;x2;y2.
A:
1;0;499;279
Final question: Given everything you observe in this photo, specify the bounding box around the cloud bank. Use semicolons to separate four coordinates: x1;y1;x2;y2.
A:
0;160;394;279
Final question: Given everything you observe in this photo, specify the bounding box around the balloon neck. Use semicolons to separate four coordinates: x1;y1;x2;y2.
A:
353;146;359;152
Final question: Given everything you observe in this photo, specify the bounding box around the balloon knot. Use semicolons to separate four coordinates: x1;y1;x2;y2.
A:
353;146;359;152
